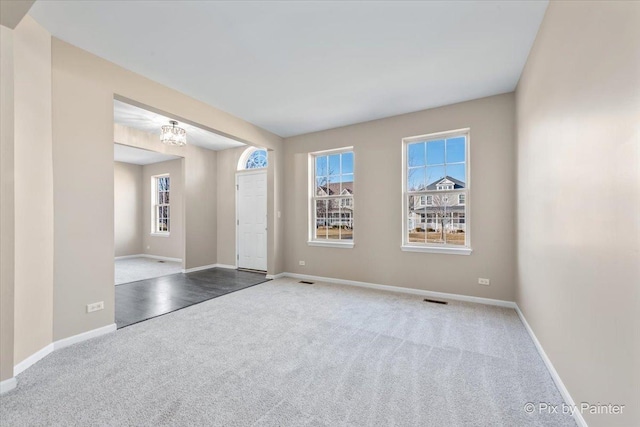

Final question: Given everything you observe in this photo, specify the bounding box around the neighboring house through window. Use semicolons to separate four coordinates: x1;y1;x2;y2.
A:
309;147;354;247
152;175;170;234
403;129;471;254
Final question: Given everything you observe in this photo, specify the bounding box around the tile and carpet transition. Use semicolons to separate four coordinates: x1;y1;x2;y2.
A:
115;257;183;285
0;278;575;426
115;268;269;328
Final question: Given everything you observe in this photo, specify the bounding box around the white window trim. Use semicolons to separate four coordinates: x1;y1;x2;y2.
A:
401;128;471;254
151;174;170;236
308;146;355;248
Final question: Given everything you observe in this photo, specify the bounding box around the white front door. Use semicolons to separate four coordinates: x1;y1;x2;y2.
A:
237;171;267;271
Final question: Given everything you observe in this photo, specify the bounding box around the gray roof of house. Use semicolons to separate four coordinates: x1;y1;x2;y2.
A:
426;176;465;190
319;181;353;195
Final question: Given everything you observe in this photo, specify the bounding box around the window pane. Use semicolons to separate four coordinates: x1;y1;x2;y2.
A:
316;156;327;177
341;174;353;195
426;140;445;165
341;152;354;174
340;214;353;240
164;178;170;191
327;197;341;240
423;192;466;245
315;199;328;239
316;178;327;196
164;192;170;204
246;149;268;169
328;154;340;176
408;167;425;191
407;195;426;243
446;164;466;187
408;142;426;167
426;165;446;187
446;137;465;163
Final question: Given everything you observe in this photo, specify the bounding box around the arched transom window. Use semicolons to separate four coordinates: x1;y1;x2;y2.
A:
238;147;268;170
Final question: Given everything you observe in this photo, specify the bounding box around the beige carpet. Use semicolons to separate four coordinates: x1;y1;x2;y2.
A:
0;278;575;426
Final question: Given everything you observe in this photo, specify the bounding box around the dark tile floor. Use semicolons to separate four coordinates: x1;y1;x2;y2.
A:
115;268;269;329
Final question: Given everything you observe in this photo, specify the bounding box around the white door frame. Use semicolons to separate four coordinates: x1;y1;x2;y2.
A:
235;169;268;270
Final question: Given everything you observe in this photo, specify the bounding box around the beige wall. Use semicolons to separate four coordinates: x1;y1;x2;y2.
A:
515;2;640;426
142;159;184;260
0;24;15;382
283;93;516;301
114;161;143;257
52;38;282;341
114;125;214;269
12;16;54;366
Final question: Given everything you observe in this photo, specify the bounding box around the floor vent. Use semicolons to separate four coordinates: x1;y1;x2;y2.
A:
157;261;165;263
423;298;448;305
299;280;314;285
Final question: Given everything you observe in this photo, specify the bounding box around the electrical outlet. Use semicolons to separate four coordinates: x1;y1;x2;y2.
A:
299;260;306;266
87;301;104;313
478;278;490;286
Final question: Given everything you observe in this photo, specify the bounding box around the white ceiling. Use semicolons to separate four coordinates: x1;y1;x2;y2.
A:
113;100;245;151
30;1;547;137
114;143;181;166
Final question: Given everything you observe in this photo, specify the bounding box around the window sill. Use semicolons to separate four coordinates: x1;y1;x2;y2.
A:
307;240;354;249
150;233;171;238
401;245;472;255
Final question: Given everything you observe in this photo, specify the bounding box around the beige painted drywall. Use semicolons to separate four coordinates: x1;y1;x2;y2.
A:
142;159;184;260
12;15;53;366
114;161;143;257
0;24;15;382
114;124;214;269
284;93;516;301
515;2;640;426
52;37;283;342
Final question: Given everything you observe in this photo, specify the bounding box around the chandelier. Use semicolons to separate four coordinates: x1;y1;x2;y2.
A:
160;120;187;146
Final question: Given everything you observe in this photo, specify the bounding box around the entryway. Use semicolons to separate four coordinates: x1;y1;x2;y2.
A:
237;169;267;271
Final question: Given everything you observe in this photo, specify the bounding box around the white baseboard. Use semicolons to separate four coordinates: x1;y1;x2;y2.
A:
0;377;16;394
53;323;117;351
266;272;286;280
182;263;236;273
114;254;143;260
215;263;237;270
13;343;54;376
13;323;117;378
115;254;182;263
279;272;516;308
515;306;587;427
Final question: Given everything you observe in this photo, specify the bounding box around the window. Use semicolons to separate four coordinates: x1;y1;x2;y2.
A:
238;147;268;170
310;148;354;247
403;129;470;255
152;175;170;234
